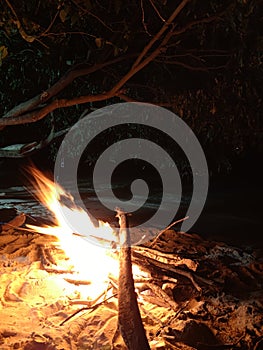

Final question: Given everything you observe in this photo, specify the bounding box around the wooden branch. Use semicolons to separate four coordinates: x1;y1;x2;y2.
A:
2;55;135;121
109;0;189;97
0;91;118;126
70;0;116;33
145;256;202;292
0;125;69;157
159;60;229;71
64;278;92;286
149;216;189;247
109;24;173;97
107;1;188;95
116;209;150;350
19;16;176;125
171;10;227;37
140;0;152;37
1;0;215;130
156;59;210;71
5;0;36;43
60;292;117;326
132;0;189;69
0;1;189;128
0;213;26;231
145;282;179;311
133;245;198;271
148;0;166;22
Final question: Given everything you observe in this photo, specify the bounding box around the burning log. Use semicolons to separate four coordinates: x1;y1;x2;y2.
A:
116;209;150;350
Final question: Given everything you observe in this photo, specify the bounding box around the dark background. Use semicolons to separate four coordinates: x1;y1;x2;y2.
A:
0;0;262;248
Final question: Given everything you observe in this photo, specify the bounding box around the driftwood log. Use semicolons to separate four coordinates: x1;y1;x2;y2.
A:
117;209;150;350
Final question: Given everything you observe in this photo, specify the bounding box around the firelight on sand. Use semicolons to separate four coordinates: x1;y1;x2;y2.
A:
25;166;145;299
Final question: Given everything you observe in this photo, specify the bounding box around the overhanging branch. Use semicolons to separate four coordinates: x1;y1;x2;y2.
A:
0;0;224;130
2;54;136;121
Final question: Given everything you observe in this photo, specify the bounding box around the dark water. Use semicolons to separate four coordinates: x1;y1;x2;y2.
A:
191;179;262;248
0;175;262;250
0;156;262;249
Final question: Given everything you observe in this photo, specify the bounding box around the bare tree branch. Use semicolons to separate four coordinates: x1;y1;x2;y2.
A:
0;0;224;131
0;92;115;126
131;0;189;69
148;0;166;22
0;0;189;128
1;54;136;121
5;0;36;43
171;10;227;37
69;0;118;33
41;10;60;36
156;59;229;71
140;0;152;37
109;0;190;96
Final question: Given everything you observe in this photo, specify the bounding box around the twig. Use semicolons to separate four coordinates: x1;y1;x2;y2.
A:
131;0;189;69
133;246;198;271
5;0;36;43
154;259;201;292
70;0;117;33
68;300;94;306
253;336;263;350
135;253;202;293
41;10;60;36
108;1;189;98
149;216;189;247
164;339;181;349
156;59;228;71
64;278;92;286
43;266;75;274
133;248;214;289
171;10;226;37
148;0;166;22
60;292;117;326
145;282;179;311
68;285;114;305
140;0;152;36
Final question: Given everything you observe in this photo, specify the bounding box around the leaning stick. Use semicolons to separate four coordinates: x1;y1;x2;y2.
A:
116;209;150;350
149;216;189;247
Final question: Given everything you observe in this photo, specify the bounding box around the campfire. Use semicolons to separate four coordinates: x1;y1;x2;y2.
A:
24;166;146;301
0;166;262;349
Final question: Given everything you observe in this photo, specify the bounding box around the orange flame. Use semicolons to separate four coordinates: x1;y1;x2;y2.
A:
25;166;121;299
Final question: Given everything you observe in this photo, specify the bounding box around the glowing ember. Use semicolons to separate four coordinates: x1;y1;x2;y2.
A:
25;167;125;299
